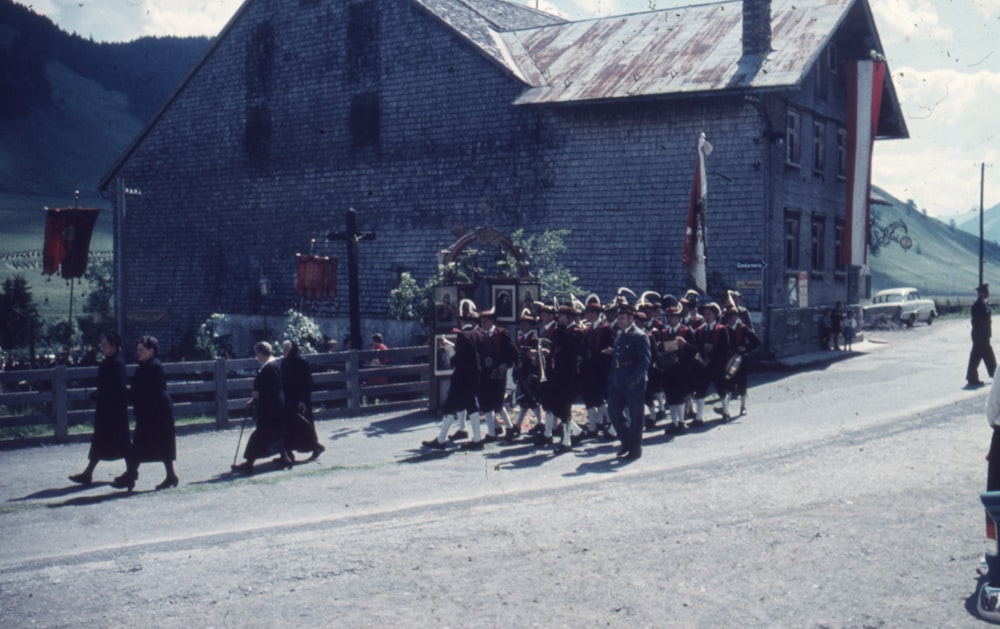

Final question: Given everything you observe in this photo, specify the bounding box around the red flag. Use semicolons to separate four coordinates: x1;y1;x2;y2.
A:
42;207;100;279
842;59;886;267
682;133;712;292
296;254;337;299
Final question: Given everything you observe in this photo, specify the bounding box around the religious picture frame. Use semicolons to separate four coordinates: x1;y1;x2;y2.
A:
433;285;458;330
518;283;540;316
434;334;457;375
491;284;516;323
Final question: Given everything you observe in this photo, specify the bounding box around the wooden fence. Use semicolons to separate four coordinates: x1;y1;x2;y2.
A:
0;346;431;444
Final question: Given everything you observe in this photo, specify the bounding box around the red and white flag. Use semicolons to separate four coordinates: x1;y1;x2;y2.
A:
682;132;712;292
842;59;886;267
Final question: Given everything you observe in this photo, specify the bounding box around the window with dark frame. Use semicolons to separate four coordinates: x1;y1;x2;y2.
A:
811;215;825;273
785;210;801;270
837;126;847;179
786;109;801;166
834;218;846;271
813;120;826;175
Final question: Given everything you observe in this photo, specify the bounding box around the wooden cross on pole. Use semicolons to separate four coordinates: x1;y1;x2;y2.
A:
328;208;376;351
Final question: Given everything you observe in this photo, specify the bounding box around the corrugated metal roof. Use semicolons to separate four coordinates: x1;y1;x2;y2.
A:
412;0;565;78
502;0;853;104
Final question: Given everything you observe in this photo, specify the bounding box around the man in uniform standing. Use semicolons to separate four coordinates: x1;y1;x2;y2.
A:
510;308;542;440
422;300;481;450
607;300;651;460
969;283;996;388
579;294;614;439
692;302;730;424
473;306;518;445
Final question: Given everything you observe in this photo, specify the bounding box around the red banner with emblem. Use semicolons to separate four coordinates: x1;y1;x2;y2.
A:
295;254;337;299
42;207;100;279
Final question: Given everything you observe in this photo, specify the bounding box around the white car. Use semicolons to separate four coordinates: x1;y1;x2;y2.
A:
862;287;937;327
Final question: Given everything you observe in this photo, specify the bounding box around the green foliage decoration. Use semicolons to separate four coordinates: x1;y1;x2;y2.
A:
501;229;584;301
194;313;234;359
281;309;324;354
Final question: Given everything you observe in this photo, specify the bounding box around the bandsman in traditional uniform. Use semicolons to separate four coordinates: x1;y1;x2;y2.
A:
423;299;482;450
638;291;666;430
658;295;696;434
729;290;755;332
531;300;559;443
723;304;761;418
691;301;730;425
680;289;704;419
510;308;542;440
539;300;583;453
579;294;614;439
472;306;519;447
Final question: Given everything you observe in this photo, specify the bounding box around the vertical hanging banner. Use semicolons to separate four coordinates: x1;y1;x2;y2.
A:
42;207;100;279
295;253;338;299
682;132;713;293
842;59;886;267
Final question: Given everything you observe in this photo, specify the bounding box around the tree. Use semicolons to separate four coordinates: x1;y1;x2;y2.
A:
500;228;584;301
79;258;115;348
0;276;43;360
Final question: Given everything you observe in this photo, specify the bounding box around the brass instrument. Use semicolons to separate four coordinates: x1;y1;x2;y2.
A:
536;336;548;383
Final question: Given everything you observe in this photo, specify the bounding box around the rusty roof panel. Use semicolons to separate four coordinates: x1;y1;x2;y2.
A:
502;0;855;104
412;0;564;78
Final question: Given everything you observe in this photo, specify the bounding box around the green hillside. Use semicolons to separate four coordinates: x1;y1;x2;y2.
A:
0;0;210;323
868;186;1000;297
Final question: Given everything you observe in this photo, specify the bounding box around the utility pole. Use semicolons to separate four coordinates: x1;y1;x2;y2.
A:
981;162;986;288
328;208;376;351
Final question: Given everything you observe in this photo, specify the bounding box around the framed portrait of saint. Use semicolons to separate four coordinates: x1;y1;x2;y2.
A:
491;284;516;323
434;286;458;330
518;283;540;315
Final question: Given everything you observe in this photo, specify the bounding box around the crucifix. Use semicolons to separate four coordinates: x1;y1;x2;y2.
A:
328;208;376;351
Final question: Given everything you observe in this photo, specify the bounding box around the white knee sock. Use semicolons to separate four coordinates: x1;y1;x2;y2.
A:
437;414;455;443
484;411;496;437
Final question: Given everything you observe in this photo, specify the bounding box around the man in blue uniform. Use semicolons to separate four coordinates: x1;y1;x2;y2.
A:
606;300;652;460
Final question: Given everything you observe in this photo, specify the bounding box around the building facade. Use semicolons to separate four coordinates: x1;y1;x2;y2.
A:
99;0;906;358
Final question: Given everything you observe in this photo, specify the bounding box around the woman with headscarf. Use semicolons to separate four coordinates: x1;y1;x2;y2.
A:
281;340;324;461
112;336;177;491
231;341;290;474
69;331;131;485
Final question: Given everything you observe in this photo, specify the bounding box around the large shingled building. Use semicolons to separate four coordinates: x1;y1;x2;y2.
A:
100;0;907;358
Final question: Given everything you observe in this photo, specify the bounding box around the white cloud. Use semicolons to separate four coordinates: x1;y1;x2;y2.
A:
870;0;952;43
875;66;1000;214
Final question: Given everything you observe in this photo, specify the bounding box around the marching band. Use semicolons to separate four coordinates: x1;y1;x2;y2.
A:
423;288;760;457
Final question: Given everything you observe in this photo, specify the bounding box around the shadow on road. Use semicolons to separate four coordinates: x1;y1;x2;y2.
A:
10;482;113;502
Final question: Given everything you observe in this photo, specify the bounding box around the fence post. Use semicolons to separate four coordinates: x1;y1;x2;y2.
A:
53;364;68;441
215;357;228;429
347;349;361;416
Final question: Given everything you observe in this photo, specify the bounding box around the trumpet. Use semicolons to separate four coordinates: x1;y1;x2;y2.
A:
536;336;548;383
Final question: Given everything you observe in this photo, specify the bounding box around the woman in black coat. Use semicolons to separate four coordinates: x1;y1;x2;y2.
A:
281;340;324;460
112;336;177;491
231;341;290;474
69;332;131;485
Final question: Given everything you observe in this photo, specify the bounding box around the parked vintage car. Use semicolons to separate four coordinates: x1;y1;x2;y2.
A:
862;287;937;327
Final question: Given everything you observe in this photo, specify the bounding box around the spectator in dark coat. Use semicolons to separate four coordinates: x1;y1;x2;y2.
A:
69;332;131;485
112;336;177;491
281;340;324;461
232;342;290;474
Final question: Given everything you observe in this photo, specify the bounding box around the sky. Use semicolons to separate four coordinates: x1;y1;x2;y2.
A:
20;0;1000;220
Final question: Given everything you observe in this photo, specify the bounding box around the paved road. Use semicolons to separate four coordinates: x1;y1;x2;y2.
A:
0;317;995;627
